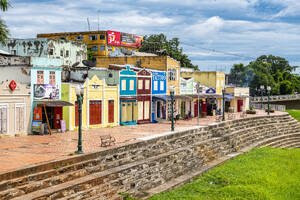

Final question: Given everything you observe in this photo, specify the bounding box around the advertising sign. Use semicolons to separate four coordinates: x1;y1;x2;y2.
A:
107;30;142;47
107;30;121;46
34;84;59;99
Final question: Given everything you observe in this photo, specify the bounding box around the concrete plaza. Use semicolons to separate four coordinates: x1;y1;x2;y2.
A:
0;110;281;173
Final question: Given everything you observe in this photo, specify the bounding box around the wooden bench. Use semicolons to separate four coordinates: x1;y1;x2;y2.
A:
228;113;236;120
100;135;116;147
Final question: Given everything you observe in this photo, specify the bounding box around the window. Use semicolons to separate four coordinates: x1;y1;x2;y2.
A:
0;105;8;134
60;50;63;57
138;80;143;90
15;104;25;132
75;35;84;40
168;69;176;81
217;80;220;87
160;81;164;91
154;81;158;91
121;80;126;90
49;49;54;55
49;71;56;85
88;35;97;40
89;101;102;125
91;46;98;51
100;34;105;40
100;45;105;51
59;37;66;40
107;46;113;51
108;100;114;123
145;80;150;90
11;50;16;55
130;80;134;90
221;80;224;88
66;50;69;57
37;71;44;84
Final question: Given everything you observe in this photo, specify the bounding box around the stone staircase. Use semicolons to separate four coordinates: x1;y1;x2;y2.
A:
0;114;299;200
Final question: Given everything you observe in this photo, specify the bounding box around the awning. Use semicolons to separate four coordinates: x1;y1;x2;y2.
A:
35;100;74;107
152;95;170;101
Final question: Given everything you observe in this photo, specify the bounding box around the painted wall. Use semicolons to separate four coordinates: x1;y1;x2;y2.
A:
166;57;180;95
119;66;137;96
0;81;31;136
1;38;86;67
88;68;119;85
181;71;225;95
151;70;167;95
226;87;250;112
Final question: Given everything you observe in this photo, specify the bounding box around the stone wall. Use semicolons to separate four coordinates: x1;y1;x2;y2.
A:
0;114;299;200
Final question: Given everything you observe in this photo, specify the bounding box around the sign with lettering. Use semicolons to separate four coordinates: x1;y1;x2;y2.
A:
152;72;166;81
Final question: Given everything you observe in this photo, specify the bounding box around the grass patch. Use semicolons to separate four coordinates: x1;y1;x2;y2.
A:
286;110;300;122
148;147;300;200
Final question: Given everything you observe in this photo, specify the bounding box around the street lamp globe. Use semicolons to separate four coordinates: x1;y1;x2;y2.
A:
267;86;271;91
75;85;81;96
169;86;175;93
80;85;85;95
260;85;264;90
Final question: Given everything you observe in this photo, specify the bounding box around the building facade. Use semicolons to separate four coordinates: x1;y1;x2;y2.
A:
119;66;138;126
61;75;119;131
151;70;167;122
1;38;86;67
137;69;151;124
37;30;142;58
225;87;250;113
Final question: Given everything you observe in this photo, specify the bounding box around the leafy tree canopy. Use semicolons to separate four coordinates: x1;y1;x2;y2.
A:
139;33;198;70
0;0;10;45
229;55;299;96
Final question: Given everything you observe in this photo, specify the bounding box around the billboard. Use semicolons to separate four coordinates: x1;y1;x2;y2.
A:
34;84;59;99
107;30;142;47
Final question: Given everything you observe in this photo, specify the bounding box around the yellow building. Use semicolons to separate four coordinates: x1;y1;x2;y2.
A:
225;87;250;113
37;30;142;58
61;75;119;131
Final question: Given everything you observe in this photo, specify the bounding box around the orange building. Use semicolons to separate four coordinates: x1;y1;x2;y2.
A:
37;30;143;59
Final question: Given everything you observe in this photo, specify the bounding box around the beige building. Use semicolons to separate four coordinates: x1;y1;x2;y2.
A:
0;80;31;137
225;87;250;112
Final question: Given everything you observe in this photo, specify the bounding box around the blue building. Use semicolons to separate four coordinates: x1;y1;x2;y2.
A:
119;66;138;126
151;70;167;122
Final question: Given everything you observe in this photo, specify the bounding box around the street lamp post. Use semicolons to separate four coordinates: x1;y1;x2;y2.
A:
260;85;264;110
222;87;225;121
169;86;175;132
75;85;85;154
197;84;201;125
267;86;271;115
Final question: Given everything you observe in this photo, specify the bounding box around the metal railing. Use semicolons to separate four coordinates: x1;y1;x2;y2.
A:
251;103;286;111
251;94;300;102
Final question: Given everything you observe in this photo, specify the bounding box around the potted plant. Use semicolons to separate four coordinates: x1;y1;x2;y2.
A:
246;105;256;114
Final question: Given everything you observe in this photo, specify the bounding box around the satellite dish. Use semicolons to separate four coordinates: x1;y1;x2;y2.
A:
82;60;96;68
72;62;80;68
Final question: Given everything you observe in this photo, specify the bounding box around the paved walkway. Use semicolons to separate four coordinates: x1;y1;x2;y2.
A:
0;110;283;173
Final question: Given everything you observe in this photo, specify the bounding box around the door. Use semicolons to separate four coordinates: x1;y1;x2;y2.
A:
54;107;62;129
133;102;138;121
238;100;243;112
138;101;144;121
89;101;102;125
16;104;25;132
144;101;150;120
121;102;127;122
108;100;114;123
0;105;7;134
157;101;161;118
75;103;79;127
127;102;133;122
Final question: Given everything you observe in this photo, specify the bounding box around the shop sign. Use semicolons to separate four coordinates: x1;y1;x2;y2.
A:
9;80;17;91
152;72;166;81
34;84;59;100
107;30;121;46
206;88;216;94
107;30;142;47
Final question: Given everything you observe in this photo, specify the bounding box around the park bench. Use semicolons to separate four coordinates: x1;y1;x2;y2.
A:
100;134;116;147
228;113;236;120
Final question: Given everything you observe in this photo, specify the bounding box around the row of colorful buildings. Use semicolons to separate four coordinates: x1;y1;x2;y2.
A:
0;30;249;137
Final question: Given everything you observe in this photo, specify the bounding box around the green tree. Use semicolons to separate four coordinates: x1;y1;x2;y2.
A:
86;48;94;61
229;55;299;95
139;34;198;70
0;0;10;45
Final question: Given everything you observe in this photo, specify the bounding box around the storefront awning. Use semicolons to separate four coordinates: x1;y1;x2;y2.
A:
35;100;74;107
152;95;170;101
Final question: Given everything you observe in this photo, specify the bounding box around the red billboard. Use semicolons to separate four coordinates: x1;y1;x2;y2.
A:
107;30;142;47
107;30;121;46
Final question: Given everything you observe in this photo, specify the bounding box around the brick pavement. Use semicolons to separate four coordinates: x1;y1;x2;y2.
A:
0;110;282;173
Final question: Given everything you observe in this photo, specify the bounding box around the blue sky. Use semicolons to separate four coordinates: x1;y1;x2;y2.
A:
3;0;300;73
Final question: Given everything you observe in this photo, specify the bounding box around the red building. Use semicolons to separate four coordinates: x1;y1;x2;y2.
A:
137;69;151;124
